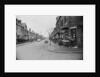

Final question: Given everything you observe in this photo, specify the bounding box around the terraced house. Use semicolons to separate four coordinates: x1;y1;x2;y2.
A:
50;16;83;48
16;18;45;43
16;18;33;42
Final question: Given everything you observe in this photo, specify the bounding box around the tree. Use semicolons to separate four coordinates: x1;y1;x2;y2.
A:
47;27;54;45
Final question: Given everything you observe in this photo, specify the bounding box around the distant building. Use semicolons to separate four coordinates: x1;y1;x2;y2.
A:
16;18;45;43
28;29;35;41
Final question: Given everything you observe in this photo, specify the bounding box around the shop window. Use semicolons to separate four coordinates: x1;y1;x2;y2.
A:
65;34;69;39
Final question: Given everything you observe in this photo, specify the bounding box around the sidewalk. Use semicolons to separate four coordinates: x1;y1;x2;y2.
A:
47;41;83;53
16;41;33;47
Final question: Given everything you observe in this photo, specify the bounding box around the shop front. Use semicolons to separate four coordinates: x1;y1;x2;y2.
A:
69;26;77;47
60;27;70;47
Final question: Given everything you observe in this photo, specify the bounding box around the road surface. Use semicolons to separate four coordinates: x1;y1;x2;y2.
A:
16;40;83;60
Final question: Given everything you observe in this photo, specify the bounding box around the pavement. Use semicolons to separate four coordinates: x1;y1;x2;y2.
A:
16;40;83;60
47;41;83;53
16;42;32;47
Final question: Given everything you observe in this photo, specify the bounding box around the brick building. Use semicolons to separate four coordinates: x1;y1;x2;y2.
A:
16;19;29;41
50;16;83;48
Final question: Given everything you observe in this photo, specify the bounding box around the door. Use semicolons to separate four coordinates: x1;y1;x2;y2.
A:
70;28;77;47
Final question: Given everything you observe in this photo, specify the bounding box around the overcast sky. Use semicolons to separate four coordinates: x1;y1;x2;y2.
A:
16;15;57;37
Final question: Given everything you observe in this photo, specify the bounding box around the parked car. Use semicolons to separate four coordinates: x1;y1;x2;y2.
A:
44;40;48;43
37;39;41;42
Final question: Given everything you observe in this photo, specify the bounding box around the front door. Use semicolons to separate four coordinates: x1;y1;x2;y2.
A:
70;28;77;47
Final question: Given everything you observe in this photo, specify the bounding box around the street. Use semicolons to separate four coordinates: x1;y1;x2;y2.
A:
16;40;83;60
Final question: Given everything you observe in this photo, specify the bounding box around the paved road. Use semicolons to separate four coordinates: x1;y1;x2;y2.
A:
16;40;83;60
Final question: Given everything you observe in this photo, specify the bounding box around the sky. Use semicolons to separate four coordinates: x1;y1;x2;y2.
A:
16;15;57;37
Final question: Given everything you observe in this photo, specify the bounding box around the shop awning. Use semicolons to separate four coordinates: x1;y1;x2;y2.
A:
61;26;68;30
61;24;69;30
50;30;59;37
62;40;70;42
